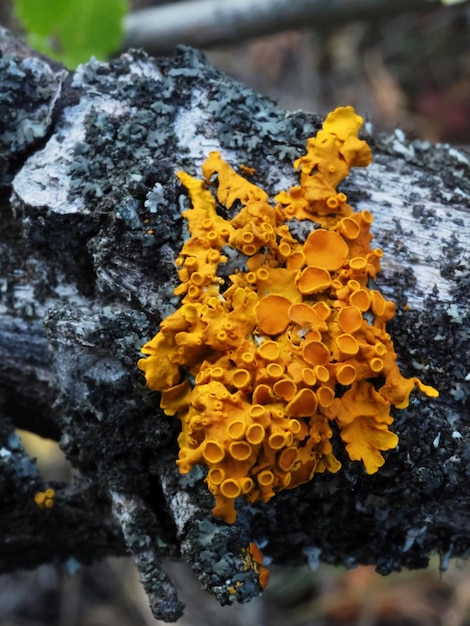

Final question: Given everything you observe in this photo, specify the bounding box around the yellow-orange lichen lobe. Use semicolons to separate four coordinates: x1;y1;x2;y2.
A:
202;151;268;208
138;106;438;524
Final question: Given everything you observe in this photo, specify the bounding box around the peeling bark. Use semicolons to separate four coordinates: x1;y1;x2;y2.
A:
0;27;469;623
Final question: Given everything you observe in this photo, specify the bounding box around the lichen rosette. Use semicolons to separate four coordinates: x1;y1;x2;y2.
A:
138;106;438;524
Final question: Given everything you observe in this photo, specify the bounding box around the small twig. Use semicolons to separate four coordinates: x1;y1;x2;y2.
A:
110;490;185;622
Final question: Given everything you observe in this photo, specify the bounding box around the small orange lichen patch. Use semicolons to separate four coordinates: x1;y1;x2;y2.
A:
34;488;55;509
138;106;438;524
240;163;256;176
241;542;270;589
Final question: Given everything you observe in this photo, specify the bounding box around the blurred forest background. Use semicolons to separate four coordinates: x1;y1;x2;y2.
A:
1;0;470;624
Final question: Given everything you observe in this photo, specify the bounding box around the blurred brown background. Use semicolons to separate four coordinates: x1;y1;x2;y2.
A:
1;0;470;624
204;9;470;145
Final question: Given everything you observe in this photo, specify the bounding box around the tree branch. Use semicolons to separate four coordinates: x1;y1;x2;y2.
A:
1;27;469;622
123;0;440;55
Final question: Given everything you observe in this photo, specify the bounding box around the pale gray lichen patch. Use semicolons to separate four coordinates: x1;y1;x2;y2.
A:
353;156;469;308
0;54;67;185
13;97;129;216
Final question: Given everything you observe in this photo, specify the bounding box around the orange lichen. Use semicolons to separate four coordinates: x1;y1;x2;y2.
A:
138;106;439;524
34;488;55;509
241;542;270;589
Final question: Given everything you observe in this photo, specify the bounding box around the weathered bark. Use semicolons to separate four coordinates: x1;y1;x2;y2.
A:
1;27;469;623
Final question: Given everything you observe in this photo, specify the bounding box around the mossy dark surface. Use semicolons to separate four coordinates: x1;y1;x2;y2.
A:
1;34;469;622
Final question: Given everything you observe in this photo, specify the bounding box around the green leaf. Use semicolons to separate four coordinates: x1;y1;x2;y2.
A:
14;0;128;69
15;0;70;35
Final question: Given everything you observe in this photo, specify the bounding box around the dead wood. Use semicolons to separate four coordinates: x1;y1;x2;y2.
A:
0;27;469;622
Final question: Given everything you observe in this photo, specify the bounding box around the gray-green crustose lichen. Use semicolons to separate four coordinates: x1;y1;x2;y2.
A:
60;47;326;324
0;53;65;184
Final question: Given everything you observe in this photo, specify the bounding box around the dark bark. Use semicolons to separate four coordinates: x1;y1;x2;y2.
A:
0;27;469;622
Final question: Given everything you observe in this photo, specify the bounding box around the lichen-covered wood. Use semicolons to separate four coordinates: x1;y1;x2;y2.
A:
0;27;469;623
